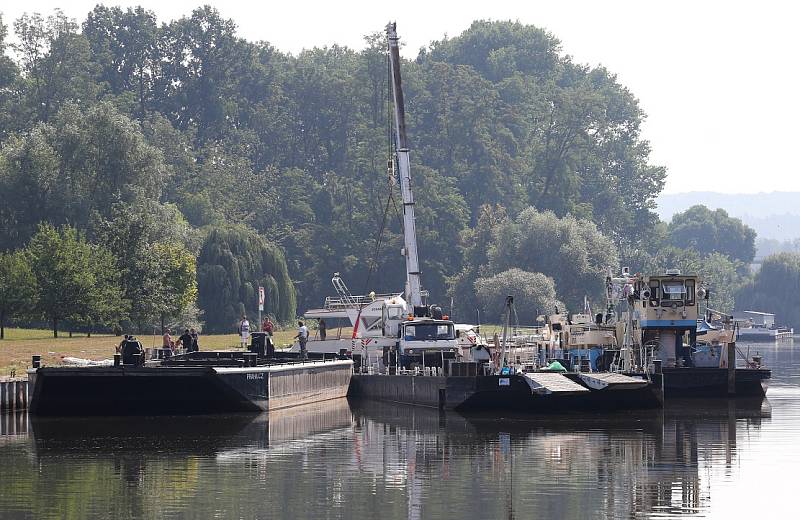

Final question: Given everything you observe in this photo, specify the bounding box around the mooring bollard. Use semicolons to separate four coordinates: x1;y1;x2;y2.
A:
16;382;24;409
31;355;41;369
652;359;663;374
727;342;736;395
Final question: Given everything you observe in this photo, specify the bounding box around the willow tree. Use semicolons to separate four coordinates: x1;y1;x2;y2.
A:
197;226;296;332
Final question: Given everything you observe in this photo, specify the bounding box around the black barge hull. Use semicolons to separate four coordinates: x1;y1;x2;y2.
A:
662;367;770;398
349;373;663;412
28;360;352;417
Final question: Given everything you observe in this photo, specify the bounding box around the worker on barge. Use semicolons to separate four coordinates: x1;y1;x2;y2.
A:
121;335;144;365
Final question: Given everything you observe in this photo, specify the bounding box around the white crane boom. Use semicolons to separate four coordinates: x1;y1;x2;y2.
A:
386;22;423;307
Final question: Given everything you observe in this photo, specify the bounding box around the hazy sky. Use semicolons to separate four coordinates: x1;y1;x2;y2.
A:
2;0;798;194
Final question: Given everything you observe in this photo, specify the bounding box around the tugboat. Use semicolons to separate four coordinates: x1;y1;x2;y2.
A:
348;23;663;413
587;269;772;398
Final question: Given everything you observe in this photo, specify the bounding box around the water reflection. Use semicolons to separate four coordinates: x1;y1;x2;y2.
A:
0;396;772;519
350;397;770;519
0;338;793;519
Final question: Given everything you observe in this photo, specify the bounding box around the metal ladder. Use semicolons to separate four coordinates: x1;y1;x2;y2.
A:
331;273;357;308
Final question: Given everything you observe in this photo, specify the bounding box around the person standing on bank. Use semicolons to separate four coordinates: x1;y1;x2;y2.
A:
295;321;309;359
318;318;327;341
239;315;250;349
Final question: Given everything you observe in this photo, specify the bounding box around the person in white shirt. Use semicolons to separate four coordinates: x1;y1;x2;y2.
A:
295;321;309;359
239;315;250;349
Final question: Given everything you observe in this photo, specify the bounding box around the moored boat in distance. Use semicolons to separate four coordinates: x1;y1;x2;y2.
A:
733;311;794;341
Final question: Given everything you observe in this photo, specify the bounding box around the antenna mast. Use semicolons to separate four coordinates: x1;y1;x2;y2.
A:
386;22;423;307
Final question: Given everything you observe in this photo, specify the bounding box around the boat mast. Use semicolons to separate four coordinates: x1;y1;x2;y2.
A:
387;22;423;308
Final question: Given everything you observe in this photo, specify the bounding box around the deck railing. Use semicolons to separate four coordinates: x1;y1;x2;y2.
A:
323;293;400;310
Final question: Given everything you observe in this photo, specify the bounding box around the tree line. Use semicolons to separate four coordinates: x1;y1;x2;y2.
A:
0;6;796;332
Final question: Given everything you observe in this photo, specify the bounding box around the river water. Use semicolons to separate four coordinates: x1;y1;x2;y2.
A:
1;339;798;519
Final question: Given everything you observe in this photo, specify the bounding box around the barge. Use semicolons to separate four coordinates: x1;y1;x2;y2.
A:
350;369;663;412
27;348;352;417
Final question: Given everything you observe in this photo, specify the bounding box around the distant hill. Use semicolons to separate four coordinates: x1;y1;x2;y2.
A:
657;192;800;241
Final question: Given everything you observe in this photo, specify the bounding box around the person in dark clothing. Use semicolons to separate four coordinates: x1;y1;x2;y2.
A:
117;334;130;353
190;328;199;352
177;329;194;352
121;336;144;365
319;318;327;341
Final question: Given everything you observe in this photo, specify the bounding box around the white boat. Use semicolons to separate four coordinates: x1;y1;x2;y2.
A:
734;311;794;341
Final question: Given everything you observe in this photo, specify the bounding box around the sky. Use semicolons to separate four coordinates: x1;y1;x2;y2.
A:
2;0;798;195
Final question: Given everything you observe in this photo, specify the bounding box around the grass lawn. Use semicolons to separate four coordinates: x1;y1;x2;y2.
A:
0;327;309;377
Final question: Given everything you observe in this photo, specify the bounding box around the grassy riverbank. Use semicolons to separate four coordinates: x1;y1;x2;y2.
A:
0;327;301;377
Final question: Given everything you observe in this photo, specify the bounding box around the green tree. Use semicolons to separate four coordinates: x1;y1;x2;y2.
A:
474;269;561;324
448;204;508;320
26;224;124;337
0;14;21;142
12;10;99;123
90;201;197;330
154;242;198;328
0;101;168;249
0;250;36;339
197;226;296;332
488;207;619;310
668;205;756;264
736;253;800;328
83;5;160;119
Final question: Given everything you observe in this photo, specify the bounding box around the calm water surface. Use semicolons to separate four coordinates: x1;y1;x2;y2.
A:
1;339;799;519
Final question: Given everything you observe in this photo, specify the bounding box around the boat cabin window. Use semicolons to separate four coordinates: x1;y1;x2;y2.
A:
648;280;660;305
661;281;686;303
404;323;455;341
685;280;695;305
387;306;404;320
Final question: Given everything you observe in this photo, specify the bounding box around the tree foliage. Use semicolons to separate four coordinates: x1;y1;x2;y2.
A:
26;224;124;337
197;226;296;332
0;9;682;320
668;205;756;264
474;269;561;324
488;207;619;310
0;250;37;339
90;201;197;329
736;253;800;328
0;102;167;248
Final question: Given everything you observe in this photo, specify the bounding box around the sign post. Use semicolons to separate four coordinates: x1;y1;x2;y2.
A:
258;286;265;326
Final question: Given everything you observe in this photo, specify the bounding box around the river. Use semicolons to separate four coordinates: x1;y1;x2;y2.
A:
1;339;798;519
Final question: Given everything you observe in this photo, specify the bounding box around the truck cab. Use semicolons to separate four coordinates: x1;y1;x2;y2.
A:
397;317;458;369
